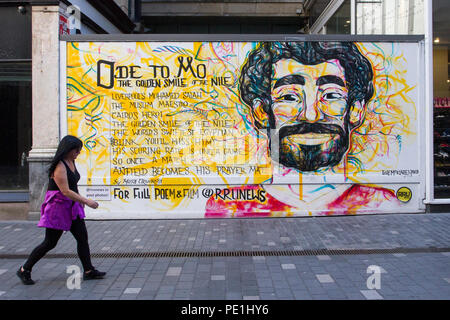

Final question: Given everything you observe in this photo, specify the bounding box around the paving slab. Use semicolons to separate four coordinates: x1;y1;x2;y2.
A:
0;213;449;300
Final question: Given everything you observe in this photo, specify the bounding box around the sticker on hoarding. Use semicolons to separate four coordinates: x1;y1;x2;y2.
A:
83;186;111;201
396;187;412;203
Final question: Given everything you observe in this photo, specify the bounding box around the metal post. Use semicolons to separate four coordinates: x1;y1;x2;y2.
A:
424;0;441;204
351;0;356;34
423;0;450;205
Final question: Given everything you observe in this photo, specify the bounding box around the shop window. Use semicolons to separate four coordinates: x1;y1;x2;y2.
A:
0;62;32;191
323;1;351;34
356;0;424;35
433;45;450;198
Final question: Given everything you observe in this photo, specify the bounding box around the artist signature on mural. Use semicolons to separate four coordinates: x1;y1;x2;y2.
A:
381;170;419;177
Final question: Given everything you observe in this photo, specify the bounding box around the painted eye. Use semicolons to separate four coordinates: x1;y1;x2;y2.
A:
323;92;344;101
277;94;300;102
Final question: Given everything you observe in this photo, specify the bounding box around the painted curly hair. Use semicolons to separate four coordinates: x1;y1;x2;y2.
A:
239;42;374;128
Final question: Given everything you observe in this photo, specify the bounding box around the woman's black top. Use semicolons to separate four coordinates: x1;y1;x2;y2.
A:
48;160;80;194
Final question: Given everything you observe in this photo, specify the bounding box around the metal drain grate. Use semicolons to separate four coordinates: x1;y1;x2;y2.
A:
1;247;449;259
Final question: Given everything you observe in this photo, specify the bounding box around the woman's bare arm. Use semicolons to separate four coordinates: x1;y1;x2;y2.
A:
52;162;98;209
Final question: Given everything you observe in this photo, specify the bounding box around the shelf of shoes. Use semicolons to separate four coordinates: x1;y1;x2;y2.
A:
434;100;450;198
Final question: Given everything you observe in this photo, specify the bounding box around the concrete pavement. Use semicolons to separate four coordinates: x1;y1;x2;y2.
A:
0;213;449;300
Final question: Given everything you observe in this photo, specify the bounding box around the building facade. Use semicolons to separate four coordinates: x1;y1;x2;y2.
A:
0;0;135;219
0;0;448;219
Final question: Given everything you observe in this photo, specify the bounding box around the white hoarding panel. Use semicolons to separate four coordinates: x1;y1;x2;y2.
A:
65;41;424;218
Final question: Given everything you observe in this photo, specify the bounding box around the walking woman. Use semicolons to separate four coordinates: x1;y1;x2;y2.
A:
17;135;106;285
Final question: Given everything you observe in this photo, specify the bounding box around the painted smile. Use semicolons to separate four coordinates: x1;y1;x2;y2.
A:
286;133;335;145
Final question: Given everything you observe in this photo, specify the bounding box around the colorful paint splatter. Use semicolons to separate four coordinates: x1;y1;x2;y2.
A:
65;41;422;219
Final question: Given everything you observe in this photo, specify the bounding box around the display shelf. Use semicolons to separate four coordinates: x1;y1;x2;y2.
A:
434;103;450;196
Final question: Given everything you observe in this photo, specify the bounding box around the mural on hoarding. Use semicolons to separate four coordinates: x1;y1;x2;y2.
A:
65;41;422;219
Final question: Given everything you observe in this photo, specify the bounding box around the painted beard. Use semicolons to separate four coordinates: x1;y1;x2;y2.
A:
270;122;349;172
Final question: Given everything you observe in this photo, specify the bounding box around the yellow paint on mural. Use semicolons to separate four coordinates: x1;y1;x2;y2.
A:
66;41;418;217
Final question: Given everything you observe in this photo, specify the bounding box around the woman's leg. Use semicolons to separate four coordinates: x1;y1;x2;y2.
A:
69;218;94;272
23;228;63;271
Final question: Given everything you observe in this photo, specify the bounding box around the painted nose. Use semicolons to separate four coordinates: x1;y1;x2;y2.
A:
297;95;322;123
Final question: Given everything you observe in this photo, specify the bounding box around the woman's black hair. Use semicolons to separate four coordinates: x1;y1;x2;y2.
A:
48;135;83;177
